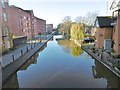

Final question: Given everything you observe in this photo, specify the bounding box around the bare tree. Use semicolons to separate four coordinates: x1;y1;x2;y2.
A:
85;11;99;26
62;16;72;23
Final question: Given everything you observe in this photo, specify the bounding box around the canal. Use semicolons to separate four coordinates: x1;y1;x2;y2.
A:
3;35;120;88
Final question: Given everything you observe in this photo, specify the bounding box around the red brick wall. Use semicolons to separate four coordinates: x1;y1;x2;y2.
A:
20;10;32;40
95;28;105;48
113;16;120;55
9;6;21;37
37;19;46;35
95;27;113;49
0;1;2;51
9;7;33;40
2;1;11;50
32;17;37;37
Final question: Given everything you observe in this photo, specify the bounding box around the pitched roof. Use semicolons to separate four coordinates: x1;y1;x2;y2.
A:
95;16;113;27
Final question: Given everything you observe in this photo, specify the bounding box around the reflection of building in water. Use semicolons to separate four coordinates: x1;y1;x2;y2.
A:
19;53;39;70
92;60;120;88
3;74;19;88
2;43;47;88
20;44;47;70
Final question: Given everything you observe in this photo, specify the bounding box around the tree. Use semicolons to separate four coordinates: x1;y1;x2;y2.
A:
75;16;86;24
85;11;99;26
75;11;99;26
62;16;72;23
59;16;72;38
56;24;61;34
70;23;84;40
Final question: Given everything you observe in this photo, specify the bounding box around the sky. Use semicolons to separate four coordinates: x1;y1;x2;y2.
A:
9;0;108;28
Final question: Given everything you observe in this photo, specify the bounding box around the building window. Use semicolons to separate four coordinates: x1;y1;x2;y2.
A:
3;12;7;22
1;0;5;8
24;16;26;19
28;18;30;21
6;27;9;35
100;34;103;37
7;40;10;48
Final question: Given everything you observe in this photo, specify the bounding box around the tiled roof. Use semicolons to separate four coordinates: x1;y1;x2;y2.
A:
95;16;113;27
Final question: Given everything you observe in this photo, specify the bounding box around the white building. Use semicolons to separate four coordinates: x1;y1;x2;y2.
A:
108;0;120;15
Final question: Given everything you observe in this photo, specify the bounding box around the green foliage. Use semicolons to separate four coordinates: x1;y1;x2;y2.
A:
84;34;89;37
58;16;72;36
70;23;84;40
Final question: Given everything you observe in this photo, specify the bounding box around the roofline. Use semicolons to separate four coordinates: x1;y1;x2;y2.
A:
34;16;46;21
96;16;112;18
10;5;33;14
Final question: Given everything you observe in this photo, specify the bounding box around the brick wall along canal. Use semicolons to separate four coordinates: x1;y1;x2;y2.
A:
3;35;120;88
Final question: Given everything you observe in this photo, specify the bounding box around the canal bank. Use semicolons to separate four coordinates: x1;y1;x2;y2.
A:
82;46;120;78
2;35;120;88
2;32;55;85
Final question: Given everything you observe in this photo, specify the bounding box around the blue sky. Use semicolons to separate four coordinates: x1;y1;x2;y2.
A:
9;0;108;28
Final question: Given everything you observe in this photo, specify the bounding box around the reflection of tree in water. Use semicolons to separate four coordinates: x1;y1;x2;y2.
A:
92;60;120;88
57;40;71;48
70;41;83;56
57;40;83;56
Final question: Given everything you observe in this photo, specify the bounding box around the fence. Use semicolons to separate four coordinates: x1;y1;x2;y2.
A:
13;36;27;47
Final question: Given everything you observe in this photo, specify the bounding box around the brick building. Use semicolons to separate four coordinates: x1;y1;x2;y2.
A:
9;6;33;40
0;0;2;52
109;0;120;55
0;0;11;52
0;0;46;52
34;17;46;38
9;6;46;40
46;24;53;34
94;16;113;50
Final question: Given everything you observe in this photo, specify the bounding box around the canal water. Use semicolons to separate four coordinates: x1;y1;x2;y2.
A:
3;35;120;88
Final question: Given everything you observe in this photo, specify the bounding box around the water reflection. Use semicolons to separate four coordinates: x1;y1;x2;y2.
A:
2;35;120;88
3;74;19;88
3;44;47;88
20;44;47;71
20;54;38;71
92;60;120;88
57;40;83;57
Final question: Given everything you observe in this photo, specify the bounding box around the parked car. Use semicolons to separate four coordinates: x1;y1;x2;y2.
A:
84;38;95;43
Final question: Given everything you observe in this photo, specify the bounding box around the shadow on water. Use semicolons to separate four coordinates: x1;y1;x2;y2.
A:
92;60;120;89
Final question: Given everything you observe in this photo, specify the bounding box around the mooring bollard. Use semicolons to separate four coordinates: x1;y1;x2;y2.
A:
34;43;35;47
26;47;29;52
12;55;14;61
21;50;23;55
31;44;33;49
